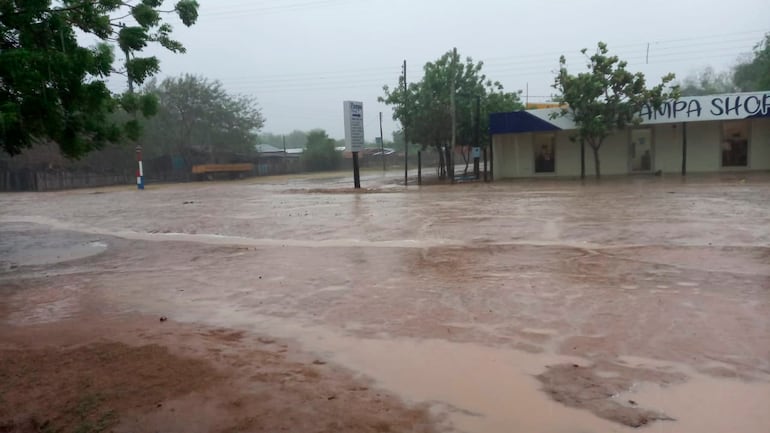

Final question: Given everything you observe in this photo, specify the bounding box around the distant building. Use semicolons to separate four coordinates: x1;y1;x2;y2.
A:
253;144;301;175
525;102;562;110
490;91;770;178
254;144;284;154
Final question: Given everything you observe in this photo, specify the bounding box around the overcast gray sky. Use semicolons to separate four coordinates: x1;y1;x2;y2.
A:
141;0;770;142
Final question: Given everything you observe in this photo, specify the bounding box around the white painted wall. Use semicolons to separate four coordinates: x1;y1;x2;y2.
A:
750;118;770;170
653;124;683;174
493;118;770;178
554;131;581;177
591;133;631;175
493;133;534;178
492;133;513;178
685;121;720;172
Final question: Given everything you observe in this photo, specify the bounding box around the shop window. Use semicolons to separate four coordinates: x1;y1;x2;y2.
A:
722;121;749;167
534;134;555;173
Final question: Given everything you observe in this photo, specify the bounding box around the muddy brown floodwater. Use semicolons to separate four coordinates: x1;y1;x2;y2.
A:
1;171;769;433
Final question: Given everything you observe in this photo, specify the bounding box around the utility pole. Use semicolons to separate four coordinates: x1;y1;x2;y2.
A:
646;43;650;64
473;95;480;179
449;48;457;183
403;60;408;185
379;111;385;172
282;135;287;173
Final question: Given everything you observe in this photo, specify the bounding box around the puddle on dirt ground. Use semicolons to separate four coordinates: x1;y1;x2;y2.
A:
0;222;108;269
162;310;770;433
322;337;615;433
612;356;770;433
616;374;770;433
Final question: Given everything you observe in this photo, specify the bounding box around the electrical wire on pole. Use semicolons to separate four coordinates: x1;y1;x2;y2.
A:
379;111;385;172
450;48;457;183
402;60;408;186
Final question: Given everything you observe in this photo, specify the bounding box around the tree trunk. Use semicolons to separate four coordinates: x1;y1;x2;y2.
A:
462;146;470;175
446;146;455;183
580;140;585;179
591;144;601;178
437;147;446;179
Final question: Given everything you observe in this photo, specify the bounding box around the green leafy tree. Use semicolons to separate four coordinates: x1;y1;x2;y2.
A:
284;130;309;149
138;75;264;163
380;48;522;178
257;130;308;149
391;130;405;150
303;129;340;172
257;132;279;146
0;0;199;158
551;42;677;178
733;33;770;91
677;66;738;96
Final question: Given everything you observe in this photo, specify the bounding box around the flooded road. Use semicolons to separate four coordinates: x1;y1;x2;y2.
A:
2;172;769;432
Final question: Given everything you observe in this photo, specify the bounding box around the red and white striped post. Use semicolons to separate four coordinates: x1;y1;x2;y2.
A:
135;145;144;190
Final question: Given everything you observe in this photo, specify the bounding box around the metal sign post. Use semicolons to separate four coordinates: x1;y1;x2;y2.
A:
472;146;481;179
135;145;144;190
343;101;364;189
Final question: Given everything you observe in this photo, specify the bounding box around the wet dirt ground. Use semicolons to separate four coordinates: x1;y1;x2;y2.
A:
1;171;769;432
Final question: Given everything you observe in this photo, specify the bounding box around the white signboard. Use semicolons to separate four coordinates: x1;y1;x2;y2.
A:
637;91;770;124
343;101;364;152
523;91;770;131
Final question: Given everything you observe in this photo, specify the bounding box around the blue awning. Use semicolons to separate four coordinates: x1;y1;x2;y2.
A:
489;111;562;135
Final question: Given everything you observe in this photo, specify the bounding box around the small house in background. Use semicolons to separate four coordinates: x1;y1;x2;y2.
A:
254;144;301;175
490;91;770;178
254;144;284;155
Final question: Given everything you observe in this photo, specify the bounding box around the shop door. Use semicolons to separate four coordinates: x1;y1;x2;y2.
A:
630;129;653;172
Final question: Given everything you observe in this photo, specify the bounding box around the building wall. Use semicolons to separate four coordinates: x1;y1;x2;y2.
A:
493;118;770;178
653;124;683;173
493;132;533;178
685;121;720;172
582;133;629;176
751;118;770;170
555;132;581;177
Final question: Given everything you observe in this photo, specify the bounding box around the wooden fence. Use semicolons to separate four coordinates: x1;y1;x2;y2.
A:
0;170;134;192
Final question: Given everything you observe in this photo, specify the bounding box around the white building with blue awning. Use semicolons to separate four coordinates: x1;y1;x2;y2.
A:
489;91;770;178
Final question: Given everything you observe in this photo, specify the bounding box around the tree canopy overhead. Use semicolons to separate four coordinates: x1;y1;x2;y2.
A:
0;0;200;158
551;42;677;178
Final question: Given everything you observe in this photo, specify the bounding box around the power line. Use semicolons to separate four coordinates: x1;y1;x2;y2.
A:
222;66;403;82
646;28;768;45
202;0;353;18
222;46;754;93
481;35;760;69
475;29;767;62
205;29;767;89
